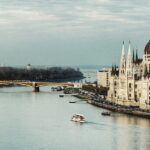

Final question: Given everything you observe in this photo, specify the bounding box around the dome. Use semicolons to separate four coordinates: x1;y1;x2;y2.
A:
144;40;150;54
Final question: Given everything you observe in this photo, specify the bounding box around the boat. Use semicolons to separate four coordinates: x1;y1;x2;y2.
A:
69;101;76;103
57;86;64;91
101;112;111;116
59;95;64;98
71;114;85;123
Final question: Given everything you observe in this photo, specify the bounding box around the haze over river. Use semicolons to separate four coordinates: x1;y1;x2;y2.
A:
0;86;150;150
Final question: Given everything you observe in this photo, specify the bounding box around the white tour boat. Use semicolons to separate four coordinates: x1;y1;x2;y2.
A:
71;114;85;123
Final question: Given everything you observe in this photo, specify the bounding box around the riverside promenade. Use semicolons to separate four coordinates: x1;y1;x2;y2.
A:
64;88;150;118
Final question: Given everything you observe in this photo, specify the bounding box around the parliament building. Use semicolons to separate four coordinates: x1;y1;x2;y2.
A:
98;40;150;110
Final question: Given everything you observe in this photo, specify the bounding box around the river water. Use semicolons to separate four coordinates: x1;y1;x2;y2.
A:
0;86;150;150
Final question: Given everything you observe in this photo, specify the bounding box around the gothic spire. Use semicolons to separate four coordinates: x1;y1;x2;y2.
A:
136;49;138;61
111;64;114;75
119;41;126;76
126;41;133;76
127;41;132;63
121;41;125;56
128;40;131;56
133;48;135;63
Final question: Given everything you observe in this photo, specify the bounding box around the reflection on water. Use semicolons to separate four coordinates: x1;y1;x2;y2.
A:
110;114;150;150
112;113;150;127
0;87;149;150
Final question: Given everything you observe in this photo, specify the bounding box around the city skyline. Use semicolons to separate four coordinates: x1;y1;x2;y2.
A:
0;0;150;66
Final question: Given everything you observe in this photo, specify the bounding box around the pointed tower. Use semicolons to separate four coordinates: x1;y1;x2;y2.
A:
111;64;114;75
119;41;126;76
136;49;138;62
126;41;133;76
133;49;135;63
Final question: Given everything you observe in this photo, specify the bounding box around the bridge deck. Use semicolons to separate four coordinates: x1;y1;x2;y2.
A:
0;80;76;87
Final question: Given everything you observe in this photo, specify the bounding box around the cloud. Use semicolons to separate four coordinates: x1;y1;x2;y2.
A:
0;0;150;65
0;8;59;25
0;0;149;40
0;0;149;33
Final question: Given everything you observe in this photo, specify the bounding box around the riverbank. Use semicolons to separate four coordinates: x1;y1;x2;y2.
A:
88;99;150;118
64;88;150;118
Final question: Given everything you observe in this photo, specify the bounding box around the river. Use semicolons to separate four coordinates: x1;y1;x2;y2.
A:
0;86;150;150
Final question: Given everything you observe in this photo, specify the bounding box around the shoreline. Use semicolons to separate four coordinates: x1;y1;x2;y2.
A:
68;90;150;118
88;100;150;118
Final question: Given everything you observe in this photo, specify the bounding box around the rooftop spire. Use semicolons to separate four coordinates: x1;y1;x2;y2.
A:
121;41;125;56
133;48;135;63
136;49;138;61
128;40;131;56
119;41;126;76
126;41;133;76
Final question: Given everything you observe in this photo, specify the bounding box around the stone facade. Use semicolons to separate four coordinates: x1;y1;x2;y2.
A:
99;41;150;110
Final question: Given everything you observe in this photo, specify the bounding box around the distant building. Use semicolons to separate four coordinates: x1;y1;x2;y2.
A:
98;40;150;110
97;68;111;88
26;64;32;71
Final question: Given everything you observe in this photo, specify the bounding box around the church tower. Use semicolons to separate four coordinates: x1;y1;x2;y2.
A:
118;41;128;101
119;41;126;77
126;41;133;77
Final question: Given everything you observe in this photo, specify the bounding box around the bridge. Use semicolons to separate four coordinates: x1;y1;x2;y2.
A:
0;80;83;92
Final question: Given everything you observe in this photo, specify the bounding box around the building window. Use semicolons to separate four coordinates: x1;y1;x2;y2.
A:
135;94;138;102
135;84;137;88
129;83;132;88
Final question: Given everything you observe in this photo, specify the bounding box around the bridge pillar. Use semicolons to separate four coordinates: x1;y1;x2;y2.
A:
33;86;40;92
32;82;40;92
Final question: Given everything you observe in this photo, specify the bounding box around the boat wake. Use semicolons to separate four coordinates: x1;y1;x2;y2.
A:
84;121;101;125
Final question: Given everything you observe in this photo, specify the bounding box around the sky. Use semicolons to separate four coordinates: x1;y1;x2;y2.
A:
0;0;150;66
